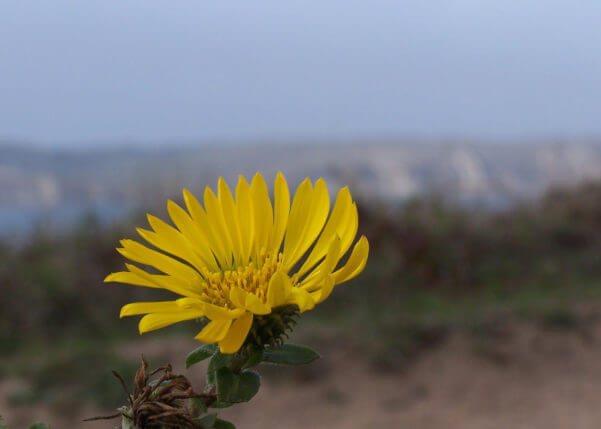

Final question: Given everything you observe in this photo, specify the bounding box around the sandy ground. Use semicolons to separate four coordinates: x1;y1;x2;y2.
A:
4;320;601;428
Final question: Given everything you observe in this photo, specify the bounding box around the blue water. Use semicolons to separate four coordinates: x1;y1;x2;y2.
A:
0;201;132;240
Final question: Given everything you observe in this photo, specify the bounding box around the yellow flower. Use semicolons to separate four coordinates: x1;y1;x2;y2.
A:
105;172;369;354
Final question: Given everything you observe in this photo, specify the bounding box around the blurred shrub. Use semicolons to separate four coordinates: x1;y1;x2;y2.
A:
3;181;601;352
0;215;161;350
360;182;601;294
3;182;601;410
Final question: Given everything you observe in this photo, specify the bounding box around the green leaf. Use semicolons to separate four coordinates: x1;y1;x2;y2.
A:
190;397;208;414
262;344;320;365
216;368;260;403
196;413;217;428
215;367;236;401
242;347;264;369
209;400;234;409
214;418;236;429
27;424;51;429
186;344;218;368
207;351;234;384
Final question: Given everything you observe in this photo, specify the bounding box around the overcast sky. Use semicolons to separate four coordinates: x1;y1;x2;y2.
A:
1;0;600;146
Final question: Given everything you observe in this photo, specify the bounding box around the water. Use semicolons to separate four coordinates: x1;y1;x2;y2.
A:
0;201;132;240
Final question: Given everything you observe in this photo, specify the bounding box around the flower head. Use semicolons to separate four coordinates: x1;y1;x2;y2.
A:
105;172;369;354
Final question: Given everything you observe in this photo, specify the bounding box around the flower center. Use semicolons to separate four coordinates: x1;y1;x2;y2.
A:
200;253;284;308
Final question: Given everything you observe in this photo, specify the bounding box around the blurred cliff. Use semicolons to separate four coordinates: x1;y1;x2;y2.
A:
3;140;601;237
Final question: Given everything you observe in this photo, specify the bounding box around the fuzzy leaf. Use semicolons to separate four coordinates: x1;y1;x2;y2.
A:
207;351;234;384
242;347;264;369
216;368;260;403
186;344;218;368
190;397;208;414
197;413;217;428
209;400;234;409
262;344;320;365
214;418;236;429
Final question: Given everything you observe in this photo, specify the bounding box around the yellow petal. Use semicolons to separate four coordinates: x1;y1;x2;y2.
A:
182;189;230;269
250;172;273;256
296;187;354;277
195;319;232;343
270;171;290;253
137;216;206;273
282;178;313;264
311;274;336;304
333;236;369;284
339;203;359;256
167;199;219;272
202;302;246;320
218;312;253;354
120;301;182;317
182;187;205;220
236;176;254;264
300;236;341;291
104;271;160;288
204;185;234;268
229;287;271;314
124;263;201;297
176;297;205;310
292;178;331;262
118;239;201;283
245;292;271;315
287;287;315;313
218;177;244;266
139;311;204;334
267;270;292;308
229;287;247;309
283;178;330;271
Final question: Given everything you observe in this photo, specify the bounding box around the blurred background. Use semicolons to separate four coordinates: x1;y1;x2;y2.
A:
2;1;601;427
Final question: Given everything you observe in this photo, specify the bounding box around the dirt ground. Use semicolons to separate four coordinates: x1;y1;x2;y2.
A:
4;320;601;428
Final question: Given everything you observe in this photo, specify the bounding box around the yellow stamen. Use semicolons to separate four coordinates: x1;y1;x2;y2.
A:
200;253;284;308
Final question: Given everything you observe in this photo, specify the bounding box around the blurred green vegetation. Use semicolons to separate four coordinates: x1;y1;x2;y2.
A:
318;183;601;362
3;182;601;412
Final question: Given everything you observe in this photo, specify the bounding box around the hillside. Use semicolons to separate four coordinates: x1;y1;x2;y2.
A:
3;140;601;210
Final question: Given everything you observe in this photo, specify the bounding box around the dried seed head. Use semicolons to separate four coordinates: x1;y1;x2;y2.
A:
85;356;216;428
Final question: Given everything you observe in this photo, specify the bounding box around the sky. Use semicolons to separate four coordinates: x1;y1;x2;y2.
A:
1;0;601;146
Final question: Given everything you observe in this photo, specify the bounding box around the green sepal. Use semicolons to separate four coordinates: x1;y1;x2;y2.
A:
214;418;236;429
262;344;320;365
207;351;234;384
216;367;260;403
120;408;135;429
186;344;218;368
196;413;217;428
242;347;264;369
27;424;51;429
